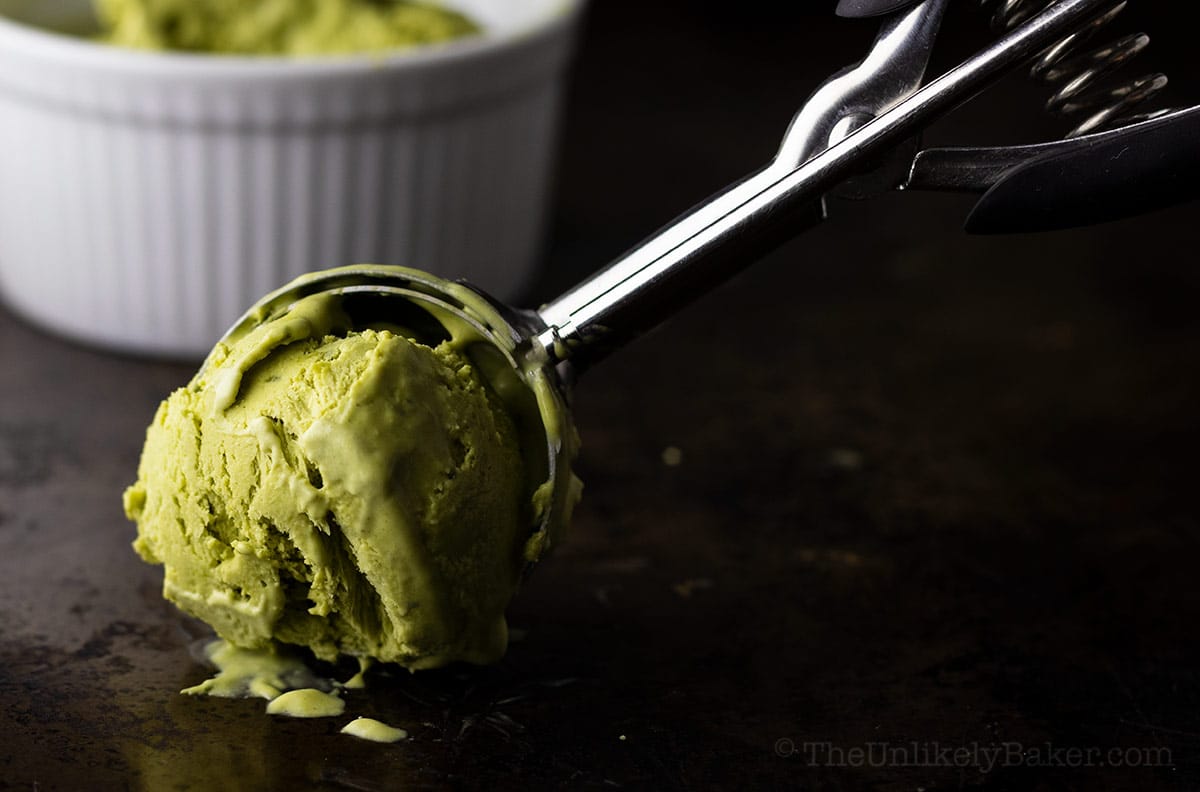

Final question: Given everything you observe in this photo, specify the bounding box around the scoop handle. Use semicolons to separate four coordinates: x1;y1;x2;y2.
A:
532;0;1112;371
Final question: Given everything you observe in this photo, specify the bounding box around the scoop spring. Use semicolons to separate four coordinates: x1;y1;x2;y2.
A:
980;0;1172;136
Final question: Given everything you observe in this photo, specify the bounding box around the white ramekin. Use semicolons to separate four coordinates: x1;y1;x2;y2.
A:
0;0;582;357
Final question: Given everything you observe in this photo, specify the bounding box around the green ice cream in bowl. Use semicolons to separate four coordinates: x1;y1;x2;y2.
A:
93;0;481;56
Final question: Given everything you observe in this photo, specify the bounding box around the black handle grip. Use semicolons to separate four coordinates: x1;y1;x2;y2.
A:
965;106;1200;234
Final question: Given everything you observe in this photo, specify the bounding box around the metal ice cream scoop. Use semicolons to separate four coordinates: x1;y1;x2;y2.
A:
214;0;1199;559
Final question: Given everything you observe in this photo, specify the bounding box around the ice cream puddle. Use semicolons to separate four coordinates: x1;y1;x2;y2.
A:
341;718;409;743
185;638;405;734
267;688;346;718
181;639;328;700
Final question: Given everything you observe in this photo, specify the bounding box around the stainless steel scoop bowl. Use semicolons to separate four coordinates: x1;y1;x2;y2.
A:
209;0;1122;563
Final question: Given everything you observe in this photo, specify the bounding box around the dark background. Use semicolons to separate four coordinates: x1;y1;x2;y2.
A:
4;1;1200;789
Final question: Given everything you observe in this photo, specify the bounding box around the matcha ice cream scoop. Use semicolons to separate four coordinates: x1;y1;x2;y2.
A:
94;0;480;56
125;277;576;670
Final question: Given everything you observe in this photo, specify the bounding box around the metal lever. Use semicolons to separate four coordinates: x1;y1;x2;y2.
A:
778;0;948;170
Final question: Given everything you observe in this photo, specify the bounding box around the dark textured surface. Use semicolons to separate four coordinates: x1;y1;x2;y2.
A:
3;2;1200;790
